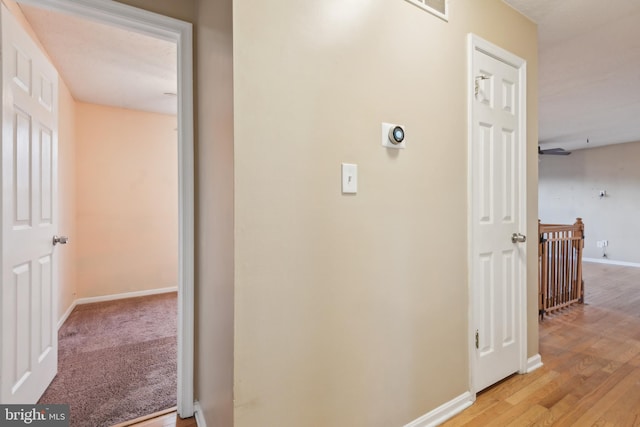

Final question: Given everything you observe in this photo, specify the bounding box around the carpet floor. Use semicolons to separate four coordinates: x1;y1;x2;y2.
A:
38;293;177;427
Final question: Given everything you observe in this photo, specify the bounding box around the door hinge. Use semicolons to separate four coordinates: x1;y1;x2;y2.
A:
475;330;479;349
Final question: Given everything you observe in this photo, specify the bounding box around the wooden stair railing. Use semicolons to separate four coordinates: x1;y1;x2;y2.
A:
539;218;585;319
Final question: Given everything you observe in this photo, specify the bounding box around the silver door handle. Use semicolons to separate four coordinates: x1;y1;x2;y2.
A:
53;235;69;245
511;233;526;244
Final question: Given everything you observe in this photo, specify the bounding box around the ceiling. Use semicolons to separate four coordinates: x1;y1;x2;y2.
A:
19;4;177;116
504;0;640;152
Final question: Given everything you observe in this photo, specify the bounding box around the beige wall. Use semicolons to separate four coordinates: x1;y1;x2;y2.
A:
193;0;235;425
76;1;536;426
75;102;178;298
113;2;236;425
539;141;640;264
2;0;539;425
233;0;537;425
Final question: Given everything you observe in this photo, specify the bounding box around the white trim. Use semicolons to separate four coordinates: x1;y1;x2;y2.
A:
15;0;195;417
194;401;207;427
526;354;543;373
583;258;640;268
57;287;178;329
517;54;528;377
467;33;528;392
57;300;77;330
13;0;184;42
466;33;476;397
403;392;474;427
74;287;177;305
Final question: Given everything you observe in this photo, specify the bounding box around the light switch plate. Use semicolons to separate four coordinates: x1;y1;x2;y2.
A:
342;163;357;194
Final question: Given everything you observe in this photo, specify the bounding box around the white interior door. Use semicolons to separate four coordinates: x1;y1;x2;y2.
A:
468;35;527;392
1;4;59;403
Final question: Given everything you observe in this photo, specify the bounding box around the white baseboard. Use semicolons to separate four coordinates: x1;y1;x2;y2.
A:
583;258;640;268
526;354;543;373
194;401;207;427
57;300;77;330
74;286;178;305
57;286;178;330
404;392;474;427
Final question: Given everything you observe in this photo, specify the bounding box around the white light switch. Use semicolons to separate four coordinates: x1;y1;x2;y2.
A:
342;163;357;194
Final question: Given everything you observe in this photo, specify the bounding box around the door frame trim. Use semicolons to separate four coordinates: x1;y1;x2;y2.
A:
15;0;195;417
466;33;527;396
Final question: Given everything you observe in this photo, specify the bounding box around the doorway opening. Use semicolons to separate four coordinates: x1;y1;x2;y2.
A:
14;0;194;419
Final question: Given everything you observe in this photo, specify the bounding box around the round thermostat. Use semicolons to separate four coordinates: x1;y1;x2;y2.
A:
389;126;405;145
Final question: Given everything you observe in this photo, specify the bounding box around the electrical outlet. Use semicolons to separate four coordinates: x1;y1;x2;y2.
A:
603;240;608;247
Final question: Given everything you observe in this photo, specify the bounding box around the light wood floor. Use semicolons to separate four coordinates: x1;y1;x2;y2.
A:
118;407;196;427
126;263;640;427
443;262;640;426
127;413;195;427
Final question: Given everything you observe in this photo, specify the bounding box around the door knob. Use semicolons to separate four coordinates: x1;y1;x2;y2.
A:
53;235;69;245
511;233;526;244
